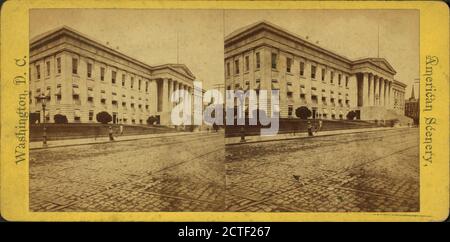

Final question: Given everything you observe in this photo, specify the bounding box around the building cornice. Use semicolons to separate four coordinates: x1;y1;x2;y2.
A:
393;80;407;88
225;21;397;76
225;21;353;65
30;42;154;79
30;26;196;81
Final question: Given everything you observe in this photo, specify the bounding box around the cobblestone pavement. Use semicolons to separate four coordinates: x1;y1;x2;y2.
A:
30;133;226;212
225;128;419;212
30;128;419;212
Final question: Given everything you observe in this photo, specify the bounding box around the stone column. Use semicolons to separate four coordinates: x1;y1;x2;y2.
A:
379;78;385;106
362;72;369;107
182;85;187;111
373;76;381;106
388;81;392;109
168;79;172;100
368;74;373;106
384;80;388;107
376;76;380;106
162;78;170;124
149;79;157;115
169;80;174;114
172;80;177;107
188;87;192;102
380;79;386;106
374;76;379;106
393;90;396;110
185;86;190;112
371;76;375;106
178;84;182;101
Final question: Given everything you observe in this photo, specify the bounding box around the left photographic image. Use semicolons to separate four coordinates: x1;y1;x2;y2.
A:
29;9;226;212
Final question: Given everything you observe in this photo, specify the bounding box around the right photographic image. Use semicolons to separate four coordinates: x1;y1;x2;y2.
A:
223;9;420;212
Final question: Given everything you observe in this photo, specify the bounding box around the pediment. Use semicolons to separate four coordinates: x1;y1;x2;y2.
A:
169;65;195;79
369;58;396;74
152;64;196;80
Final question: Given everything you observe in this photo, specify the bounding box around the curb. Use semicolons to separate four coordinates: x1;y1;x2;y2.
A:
30;131;214;150
225;127;410;146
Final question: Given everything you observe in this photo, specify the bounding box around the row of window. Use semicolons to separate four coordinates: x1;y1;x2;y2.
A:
227;53;261;76
226;52;350;87
225;89;350;108
227;79;350;96
300;95;351;106
35;58;62;79
34;58;151;92
32;86;151;109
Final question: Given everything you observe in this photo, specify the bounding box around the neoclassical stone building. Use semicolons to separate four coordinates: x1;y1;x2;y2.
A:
30;26;196;125
225;21;411;122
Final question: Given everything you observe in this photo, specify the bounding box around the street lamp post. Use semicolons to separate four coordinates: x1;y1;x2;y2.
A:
36;94;49;147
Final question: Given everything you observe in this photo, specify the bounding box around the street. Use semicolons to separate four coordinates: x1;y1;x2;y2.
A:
30;128;419;212
30;132;226;212
225;128;419;212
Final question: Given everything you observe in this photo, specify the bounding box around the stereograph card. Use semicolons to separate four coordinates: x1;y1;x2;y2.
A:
0;0;448;222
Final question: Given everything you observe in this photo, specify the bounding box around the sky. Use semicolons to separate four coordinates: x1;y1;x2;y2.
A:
30;9;419;96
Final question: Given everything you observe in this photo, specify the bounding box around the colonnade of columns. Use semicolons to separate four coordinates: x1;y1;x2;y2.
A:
361;72;393;108
160;78;193;124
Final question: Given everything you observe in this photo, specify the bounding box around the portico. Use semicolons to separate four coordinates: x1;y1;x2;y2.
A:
152;70;195;125
357;73;393;109
353;58;397;120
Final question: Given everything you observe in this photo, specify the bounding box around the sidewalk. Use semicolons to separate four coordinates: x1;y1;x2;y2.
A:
225;126;410;145
30;130;213;150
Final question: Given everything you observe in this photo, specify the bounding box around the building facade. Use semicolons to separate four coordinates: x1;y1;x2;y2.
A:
224;21;410;121
391;80;407;115
30;26;196;125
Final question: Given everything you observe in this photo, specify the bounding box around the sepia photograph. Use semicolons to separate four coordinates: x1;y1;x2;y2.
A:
222;10;420;212
29;9;227;212
29;8;420;213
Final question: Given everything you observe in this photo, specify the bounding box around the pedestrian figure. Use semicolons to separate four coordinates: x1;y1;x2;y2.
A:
119;124;124;136
307;121;314;137
315;119;323;134
109;125;114;141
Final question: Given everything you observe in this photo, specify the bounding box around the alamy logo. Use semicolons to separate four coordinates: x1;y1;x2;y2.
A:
170;81;280;135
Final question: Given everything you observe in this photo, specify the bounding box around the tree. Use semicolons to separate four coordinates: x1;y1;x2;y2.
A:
295;106;311;119
54;114;68;124
96;111;112;124
29;112;40;124
346;110;356;120
147;116;158;125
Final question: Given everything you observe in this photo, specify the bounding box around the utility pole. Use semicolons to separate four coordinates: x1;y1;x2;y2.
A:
176;31;179;64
